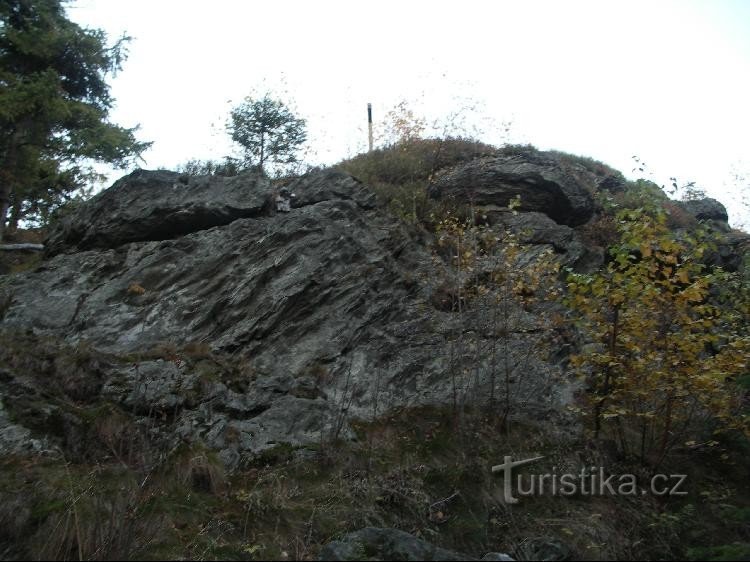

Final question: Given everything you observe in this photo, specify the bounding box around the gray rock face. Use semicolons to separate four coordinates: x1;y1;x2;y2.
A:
595;174;626;193
671;196;748;272
5;170;414;361
679;197;729;223
1;167;576;465
701;228;750;272
0;381;56;457
44;169;274;256
318;527;513;561
479;208;604;273
429;155;596;226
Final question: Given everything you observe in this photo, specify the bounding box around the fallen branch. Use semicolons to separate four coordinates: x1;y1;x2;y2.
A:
0;243;44;251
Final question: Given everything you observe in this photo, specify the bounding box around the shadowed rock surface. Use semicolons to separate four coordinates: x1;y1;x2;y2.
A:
479;208;604;273
673;196;749;271
679;197;729;223
428;154;596;226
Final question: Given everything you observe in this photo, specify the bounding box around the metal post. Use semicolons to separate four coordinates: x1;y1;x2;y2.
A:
367;103;373;152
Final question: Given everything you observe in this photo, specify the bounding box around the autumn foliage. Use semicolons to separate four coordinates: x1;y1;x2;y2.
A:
566;208;750;465
433;202;562;428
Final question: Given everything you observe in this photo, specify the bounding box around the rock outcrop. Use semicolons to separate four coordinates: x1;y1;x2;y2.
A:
673;197;750;271
2;146;748;561
45;170;274;256
679;197;729;223
428;154;596;226
478;208;604;273
0;167;575;465
44;167;380;258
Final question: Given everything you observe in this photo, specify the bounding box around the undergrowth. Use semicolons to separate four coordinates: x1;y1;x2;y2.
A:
1;405;747;560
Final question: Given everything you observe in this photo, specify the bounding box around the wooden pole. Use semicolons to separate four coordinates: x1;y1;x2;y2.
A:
367;103;373;152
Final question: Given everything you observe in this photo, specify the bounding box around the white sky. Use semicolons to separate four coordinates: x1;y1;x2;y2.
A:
68;0;750;226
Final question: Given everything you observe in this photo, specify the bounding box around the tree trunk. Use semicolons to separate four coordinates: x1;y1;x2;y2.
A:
8;195;22;233
259;131;265;174
0;126;23;243
594;304;619;439
0;185;11;243
0;243;44;251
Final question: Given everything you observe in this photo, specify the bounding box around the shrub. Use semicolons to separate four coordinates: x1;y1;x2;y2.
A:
577;213;621;249
549;149;623;179
566;208;750;465
612;179;669;211
663;200;699;230
176;157;242;177
497;143;540;158
337;137;498;187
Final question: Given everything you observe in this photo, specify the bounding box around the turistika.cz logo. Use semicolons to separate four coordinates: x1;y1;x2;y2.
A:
492;456;688;504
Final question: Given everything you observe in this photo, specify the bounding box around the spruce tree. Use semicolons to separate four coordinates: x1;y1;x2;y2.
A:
0;0;150;239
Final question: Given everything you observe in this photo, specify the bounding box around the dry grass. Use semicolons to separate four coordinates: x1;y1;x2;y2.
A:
170;445;228;496
0;401;748;560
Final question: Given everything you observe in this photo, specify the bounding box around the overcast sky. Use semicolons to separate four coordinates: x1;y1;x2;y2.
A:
68;0;750;226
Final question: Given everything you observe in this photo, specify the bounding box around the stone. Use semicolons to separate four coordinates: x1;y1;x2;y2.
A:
101;360;196;414
479;208;604;272
44;168;273;256
595;174;626;193
0;389;55;457
701;228;750;272
514;537;573;561
679;197;729;223
428;155;595;226
481;554;515;561
318;527;502;561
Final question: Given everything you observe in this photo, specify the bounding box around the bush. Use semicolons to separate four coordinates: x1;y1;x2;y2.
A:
566;209;750;465
176;157;242;177
497;143;540;158
577;213;621;249
612;179;669;211
663;200;699;230
337;137;498;186
549;149;624;180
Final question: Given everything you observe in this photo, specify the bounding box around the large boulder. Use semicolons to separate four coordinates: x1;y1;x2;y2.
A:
428;155;596;226
45;169;273;256
45;168;378;257
682;197;729;222
679;197;729;223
